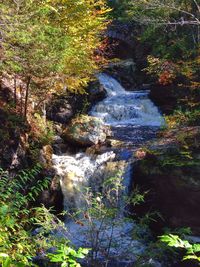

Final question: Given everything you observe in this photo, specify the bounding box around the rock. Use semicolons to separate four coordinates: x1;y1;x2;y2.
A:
38;173;64;214
0;125;29;170
46;95;76;124
88;79;107;103
46;82;106;124
133;126;200;234
53;135;64;144
104;59;136;90
39;145;53;167
186;235;200;243
62;115;111;146
149;84;179;115
142;259;162;267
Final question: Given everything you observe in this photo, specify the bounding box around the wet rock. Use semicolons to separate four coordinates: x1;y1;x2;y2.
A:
134;126;200;234
62;115;111;146
53;135;64;144
88;79;107;103
186;235;200;243
104;59;136;90
39;174;64;214
138;259;162;267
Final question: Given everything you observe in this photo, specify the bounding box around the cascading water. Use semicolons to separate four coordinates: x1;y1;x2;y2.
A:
52;151;116;212
91;73;165;127
52;74;165;265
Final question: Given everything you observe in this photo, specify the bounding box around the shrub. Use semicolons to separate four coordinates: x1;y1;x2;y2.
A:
160;233;200;263
165;109;200;128
30;113;55;146
0;165;88;267
0;165;50;265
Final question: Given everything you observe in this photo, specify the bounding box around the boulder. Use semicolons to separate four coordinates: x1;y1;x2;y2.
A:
46;81;106;124
133;127;200;234
62;115;111;146
104;59;136;90
149;84;180;115
88;79;106;103
46;95;78;124
38;172;64;215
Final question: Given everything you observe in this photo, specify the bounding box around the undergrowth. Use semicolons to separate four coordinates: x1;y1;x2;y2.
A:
0;165;88;267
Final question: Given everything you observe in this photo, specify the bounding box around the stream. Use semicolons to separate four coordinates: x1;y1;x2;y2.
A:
52;74;165;266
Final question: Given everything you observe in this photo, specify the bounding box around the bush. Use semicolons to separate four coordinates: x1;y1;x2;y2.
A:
0;165;50;265
30;113;55;146
165;109;200;128
0;165;88;267
160;233;200;263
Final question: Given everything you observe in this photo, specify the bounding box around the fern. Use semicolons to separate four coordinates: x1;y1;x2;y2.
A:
0;165;51;266
0;165;88;267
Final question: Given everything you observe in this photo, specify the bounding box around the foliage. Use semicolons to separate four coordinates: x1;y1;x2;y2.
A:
145;56;178;85
160;234;200;263
128;185;148;207
64;170;149;264
122;1;200;129
126;0;200;27
0;0;109;117
166;108;200;128
107;0;132;19
30;113;55;146
0;165;50;265
48;244;89;267
0;166;89;267
115;0;199;88
33;206;89;267
132;228;193;266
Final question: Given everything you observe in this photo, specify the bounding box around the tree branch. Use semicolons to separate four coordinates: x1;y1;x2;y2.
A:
143;2;200;25
193;0;200;13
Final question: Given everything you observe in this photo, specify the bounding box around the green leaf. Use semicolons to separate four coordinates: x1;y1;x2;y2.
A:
192;244;200;253
2;256;11;267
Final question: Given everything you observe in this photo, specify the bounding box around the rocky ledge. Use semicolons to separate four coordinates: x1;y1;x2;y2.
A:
133;126;200;234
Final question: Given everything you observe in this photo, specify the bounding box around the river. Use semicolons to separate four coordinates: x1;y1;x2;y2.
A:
52;73;164;266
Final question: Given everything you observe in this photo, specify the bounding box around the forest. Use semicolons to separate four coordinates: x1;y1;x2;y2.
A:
0;0;199;266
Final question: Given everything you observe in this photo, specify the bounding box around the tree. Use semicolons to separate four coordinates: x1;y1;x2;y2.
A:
124;0;200;120
123;0;199;47
127;0;200;26
0;0;109;118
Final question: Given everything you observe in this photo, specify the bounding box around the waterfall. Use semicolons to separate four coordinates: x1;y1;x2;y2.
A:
91;73;165;127
52;151;116;212
52;74;164;264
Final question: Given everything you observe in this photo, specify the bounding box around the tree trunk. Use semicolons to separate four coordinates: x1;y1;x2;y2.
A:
24;76;31;119
14;76;17;108
19;84;23;116
42;101;47;128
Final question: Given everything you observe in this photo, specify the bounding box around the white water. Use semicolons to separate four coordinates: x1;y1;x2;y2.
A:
91;73;165;127
52;151;116;211
52;74;164;264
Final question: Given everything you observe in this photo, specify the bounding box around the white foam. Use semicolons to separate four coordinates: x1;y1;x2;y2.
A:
91;73;165;127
